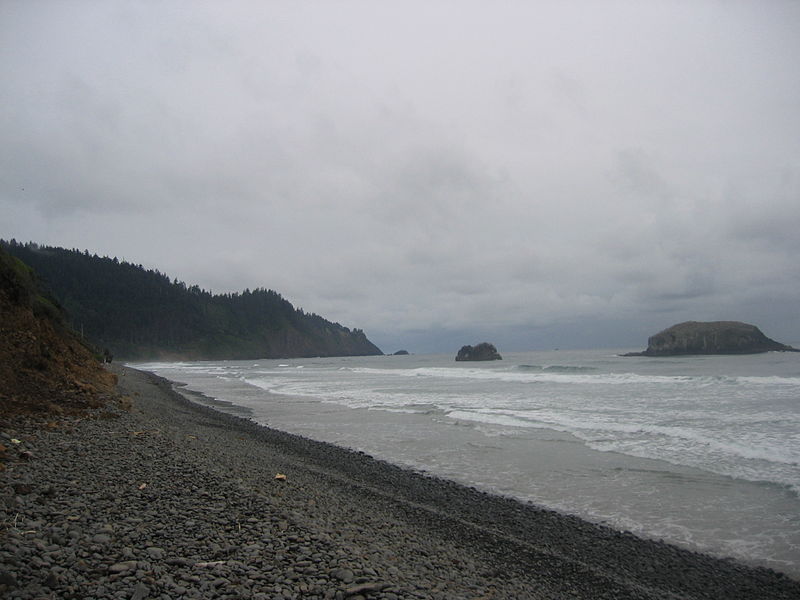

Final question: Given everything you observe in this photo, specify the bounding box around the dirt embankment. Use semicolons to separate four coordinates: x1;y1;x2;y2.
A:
0;248;117;421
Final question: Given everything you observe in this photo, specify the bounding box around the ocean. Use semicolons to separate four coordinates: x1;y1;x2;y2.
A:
135;349;800;577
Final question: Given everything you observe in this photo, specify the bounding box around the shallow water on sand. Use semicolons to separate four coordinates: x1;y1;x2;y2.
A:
136;349;800;577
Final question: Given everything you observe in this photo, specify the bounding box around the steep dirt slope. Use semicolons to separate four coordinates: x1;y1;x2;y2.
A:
0;248;116;419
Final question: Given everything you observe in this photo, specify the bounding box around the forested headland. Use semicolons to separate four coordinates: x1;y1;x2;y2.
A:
1;240;383;360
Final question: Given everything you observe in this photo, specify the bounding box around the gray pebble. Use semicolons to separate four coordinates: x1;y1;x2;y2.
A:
131;581;150;600
330;568;354;583
109;560;138;573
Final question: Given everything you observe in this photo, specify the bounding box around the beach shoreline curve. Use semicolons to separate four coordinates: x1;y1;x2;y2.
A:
1;364;797;599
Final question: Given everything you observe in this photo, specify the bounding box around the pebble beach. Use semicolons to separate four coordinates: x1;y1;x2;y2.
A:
1;365;798;599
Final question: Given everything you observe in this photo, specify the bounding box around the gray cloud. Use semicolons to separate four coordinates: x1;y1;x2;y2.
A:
2;1;799;352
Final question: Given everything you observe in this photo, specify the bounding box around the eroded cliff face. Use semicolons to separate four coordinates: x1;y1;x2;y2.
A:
0;249;117;418
627;321;797;356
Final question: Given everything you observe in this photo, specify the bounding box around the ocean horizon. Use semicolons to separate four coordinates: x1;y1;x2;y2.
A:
135;348;800;577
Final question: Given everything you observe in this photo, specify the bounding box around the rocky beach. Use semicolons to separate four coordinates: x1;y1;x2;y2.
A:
2;365;799;600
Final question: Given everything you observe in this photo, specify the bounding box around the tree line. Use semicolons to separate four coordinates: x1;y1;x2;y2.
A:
1;240;383;360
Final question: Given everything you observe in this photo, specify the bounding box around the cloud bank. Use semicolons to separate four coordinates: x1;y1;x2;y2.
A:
2;1;799;352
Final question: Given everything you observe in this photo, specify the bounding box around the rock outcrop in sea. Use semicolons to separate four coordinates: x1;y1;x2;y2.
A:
455;342;502;361
625;321;798;356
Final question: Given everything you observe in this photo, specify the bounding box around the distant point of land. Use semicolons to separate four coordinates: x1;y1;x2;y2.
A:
1;240;383;361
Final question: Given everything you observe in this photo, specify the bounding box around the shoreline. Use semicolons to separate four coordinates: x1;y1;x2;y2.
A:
1;365;798;599
155;358;800;577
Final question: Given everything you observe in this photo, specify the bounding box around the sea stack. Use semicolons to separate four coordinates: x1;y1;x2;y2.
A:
625;321;798;356
455;342;502;361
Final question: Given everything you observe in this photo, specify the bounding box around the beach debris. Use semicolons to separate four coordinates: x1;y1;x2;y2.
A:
117;395;133;411
131;429;161;436
12;483;33;495
274;473;287;481
195;560;226;568
345;582;389;597
138;482;147;490
10;439;21;445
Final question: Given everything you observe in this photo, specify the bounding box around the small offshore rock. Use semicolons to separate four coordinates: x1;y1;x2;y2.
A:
455;342;502;361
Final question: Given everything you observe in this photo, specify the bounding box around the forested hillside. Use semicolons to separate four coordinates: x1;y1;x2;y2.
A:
1;241;383;360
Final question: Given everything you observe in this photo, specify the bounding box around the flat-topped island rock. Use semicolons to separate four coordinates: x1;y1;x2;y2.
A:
625;321;798;356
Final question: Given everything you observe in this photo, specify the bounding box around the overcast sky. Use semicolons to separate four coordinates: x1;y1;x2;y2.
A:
2;1;799;353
